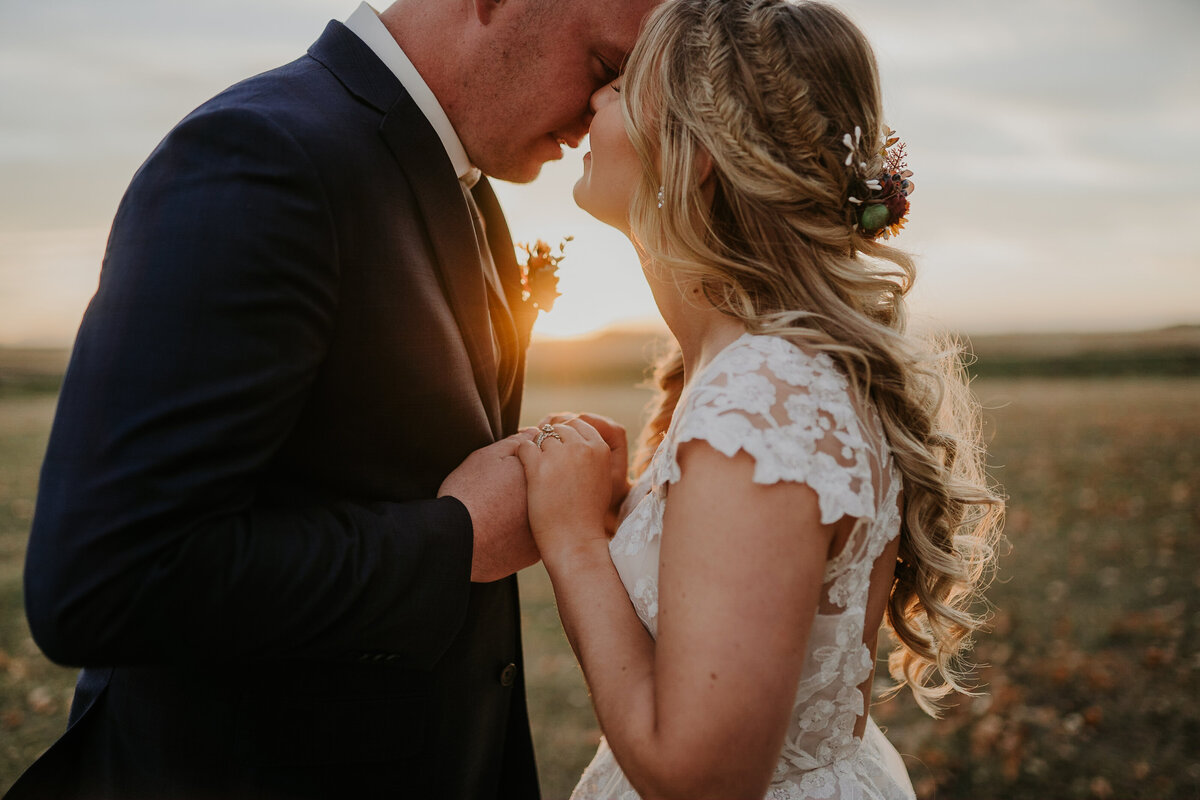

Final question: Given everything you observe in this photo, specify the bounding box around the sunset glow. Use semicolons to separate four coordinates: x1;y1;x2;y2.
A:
0;0;1196;346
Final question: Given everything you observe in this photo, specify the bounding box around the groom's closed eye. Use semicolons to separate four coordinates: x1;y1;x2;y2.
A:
595;43;632;87
595;57;620;87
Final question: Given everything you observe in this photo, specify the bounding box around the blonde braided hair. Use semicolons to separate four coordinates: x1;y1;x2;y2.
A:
624;0;1003;715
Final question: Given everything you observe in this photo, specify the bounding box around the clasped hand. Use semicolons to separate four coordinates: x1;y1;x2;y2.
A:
518;414;627;563
438;413;628;582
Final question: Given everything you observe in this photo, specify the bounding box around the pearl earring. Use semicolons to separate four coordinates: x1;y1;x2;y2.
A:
656;185;665;209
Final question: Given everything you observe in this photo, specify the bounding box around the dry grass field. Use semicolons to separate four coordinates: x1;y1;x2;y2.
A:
0;394;76;782
516;371;1200;800
1;334;1197;798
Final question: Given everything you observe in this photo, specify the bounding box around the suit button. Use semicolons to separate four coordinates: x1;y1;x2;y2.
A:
499;662;517;687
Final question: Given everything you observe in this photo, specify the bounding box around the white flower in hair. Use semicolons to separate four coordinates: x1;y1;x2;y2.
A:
842;125;862;165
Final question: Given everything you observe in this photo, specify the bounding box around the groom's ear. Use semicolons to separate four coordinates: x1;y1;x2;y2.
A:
473;0;505;25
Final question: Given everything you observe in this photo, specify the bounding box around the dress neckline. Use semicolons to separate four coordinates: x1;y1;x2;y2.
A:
684;330;756;390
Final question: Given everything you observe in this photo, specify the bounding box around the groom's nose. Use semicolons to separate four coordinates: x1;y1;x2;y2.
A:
560;111;593;146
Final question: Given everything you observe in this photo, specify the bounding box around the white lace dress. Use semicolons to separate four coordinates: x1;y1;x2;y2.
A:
571;333;916;800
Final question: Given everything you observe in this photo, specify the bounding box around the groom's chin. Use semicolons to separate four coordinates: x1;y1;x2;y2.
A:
489;161;545;185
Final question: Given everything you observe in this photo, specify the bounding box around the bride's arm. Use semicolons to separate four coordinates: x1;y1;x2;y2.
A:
520;422;838;800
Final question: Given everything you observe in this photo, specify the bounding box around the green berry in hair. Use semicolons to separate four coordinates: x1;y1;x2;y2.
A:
861;204;889;232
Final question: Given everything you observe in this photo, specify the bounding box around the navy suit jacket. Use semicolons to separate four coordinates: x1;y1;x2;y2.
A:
11;21;540;800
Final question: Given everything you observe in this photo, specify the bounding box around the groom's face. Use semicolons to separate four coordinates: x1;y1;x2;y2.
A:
462;0;660;183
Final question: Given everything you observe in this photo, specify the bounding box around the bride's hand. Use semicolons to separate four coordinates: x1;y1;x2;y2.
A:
537;412;630;526
518;419;613;561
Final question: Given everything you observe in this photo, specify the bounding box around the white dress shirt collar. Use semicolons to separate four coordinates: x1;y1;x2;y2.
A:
345;2;481;186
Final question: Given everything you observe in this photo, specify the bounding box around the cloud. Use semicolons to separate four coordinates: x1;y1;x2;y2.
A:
0;0;1195;344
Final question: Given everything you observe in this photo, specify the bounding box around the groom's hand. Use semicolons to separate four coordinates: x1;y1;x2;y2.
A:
438;436;540;583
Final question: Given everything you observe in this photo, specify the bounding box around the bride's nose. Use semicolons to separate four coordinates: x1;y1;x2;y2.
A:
589;81;618;116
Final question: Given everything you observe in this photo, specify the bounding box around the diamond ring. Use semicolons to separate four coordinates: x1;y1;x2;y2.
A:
535;423;562;449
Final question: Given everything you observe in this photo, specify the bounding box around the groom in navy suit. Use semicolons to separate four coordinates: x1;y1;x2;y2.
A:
10;1;655;797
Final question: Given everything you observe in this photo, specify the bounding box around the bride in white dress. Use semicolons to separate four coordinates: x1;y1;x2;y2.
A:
517;2;1003;798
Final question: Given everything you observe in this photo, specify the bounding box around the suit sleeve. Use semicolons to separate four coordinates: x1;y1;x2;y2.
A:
24;105;474;668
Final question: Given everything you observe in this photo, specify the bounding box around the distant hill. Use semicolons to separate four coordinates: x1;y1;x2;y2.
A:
962;325;1200;378
0;348;68;395
3;325;1197;395
526;328;673;385
526;325;1200;382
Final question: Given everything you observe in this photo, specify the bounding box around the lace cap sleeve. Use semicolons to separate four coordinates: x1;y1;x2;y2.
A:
666;335;878;525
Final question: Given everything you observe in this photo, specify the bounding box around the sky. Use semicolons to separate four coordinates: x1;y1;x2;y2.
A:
1;0;1197;344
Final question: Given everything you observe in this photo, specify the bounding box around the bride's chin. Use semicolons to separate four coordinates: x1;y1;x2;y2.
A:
571;180;589;212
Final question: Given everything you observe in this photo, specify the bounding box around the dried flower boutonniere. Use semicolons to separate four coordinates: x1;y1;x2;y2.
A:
517;236;572;313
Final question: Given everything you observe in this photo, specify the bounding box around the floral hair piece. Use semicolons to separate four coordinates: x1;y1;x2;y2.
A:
844;127;914;240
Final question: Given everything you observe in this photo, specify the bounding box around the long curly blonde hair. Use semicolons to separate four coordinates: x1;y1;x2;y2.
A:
623;0;1004;715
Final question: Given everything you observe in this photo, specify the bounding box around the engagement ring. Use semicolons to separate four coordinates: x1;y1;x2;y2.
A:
535;423;562;449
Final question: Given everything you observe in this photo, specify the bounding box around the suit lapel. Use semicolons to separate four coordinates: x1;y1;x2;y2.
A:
309;22;506;437
379;98;504;437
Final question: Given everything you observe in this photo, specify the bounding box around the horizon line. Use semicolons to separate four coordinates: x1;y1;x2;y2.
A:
2;320;1198;351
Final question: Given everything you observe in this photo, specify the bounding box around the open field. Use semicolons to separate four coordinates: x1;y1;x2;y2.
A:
0;395;77;781
1;333;1197;797
517;374;1200;800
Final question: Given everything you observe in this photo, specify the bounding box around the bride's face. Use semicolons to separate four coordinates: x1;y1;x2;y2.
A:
574;80;643;233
